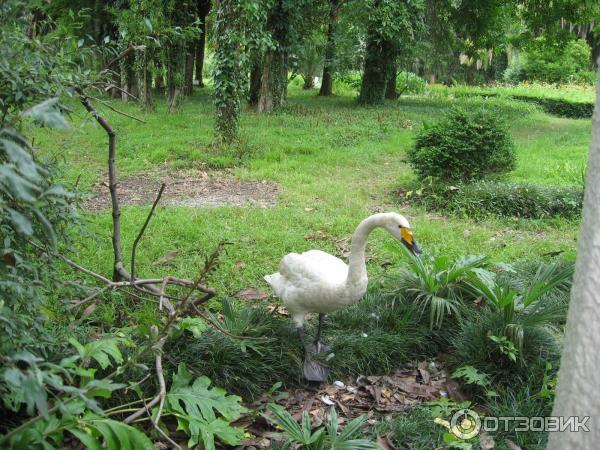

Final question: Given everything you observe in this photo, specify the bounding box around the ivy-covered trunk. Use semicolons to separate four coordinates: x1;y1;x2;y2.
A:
319;0;339;97
213;0;245;142
358;32;394;104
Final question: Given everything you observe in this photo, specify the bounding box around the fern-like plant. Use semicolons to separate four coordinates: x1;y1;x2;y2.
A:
391;245;488;328
265;404;379;450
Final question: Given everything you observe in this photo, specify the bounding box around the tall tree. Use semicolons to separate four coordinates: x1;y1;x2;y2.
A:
257;0;293;112
213;0;247;141
194;0;212;87
548;66;599;450
319;0;340;96
358;0;424;105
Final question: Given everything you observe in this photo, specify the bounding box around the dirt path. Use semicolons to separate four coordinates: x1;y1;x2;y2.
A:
84;169;280;210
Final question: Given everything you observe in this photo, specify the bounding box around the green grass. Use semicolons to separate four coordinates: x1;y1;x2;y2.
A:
33;83;591;307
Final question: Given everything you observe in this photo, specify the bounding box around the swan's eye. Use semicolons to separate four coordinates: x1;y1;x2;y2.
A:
398;225;402;229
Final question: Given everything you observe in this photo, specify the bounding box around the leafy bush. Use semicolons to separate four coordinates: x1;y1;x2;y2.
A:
395;71;426;95
450;261;572;387
522;37;594;84
407;108;516;182
405;180;583;219
389;246;488;328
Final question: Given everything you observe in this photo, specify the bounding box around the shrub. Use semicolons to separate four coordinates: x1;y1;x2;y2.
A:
405;180;583;219
450;261;572;387
407;108;516;182
395;71;426;95
522;37;593;84
513;95;594;118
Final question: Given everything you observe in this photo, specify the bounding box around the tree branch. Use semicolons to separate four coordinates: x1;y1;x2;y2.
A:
131;184;166;281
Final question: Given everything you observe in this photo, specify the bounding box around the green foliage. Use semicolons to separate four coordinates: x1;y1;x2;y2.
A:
512;95;595;118
265;404;379;450
390;245;487;328
522;37;594;84
451;365;498;398
407;108;516;182
486;384;553;450
1;336;150;449
467;261;573;352
163;363;247;450
406;180;583;219
374;406;446;450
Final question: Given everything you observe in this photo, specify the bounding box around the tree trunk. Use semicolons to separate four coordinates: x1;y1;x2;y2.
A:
303;76;314;89
358;32;393;104
547;68;600;449
135;48;153;108
213;0;244;142
257;49;287;112
257;51;274;113
249;60;262;106
195;17;207;86
319;0;339;97
385;61;398;100
184;41;195;96
166;41;184;111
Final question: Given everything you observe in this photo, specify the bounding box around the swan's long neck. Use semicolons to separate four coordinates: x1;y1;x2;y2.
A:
346;214;384;286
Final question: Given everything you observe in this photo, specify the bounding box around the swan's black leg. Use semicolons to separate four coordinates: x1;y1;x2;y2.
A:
296;325;305;342
314;314;325;345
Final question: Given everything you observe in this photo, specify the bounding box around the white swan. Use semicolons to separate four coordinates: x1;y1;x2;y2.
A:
264;212;420;381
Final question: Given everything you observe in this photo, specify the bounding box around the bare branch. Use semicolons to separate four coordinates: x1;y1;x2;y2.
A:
103;84;138;101
104;45;147;70
89;96;147;123
131;184;166;281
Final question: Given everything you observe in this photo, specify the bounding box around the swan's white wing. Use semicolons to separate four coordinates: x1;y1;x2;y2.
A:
279;250;348;285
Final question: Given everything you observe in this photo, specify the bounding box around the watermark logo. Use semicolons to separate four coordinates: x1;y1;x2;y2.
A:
450;409;481;439
449;409;590;439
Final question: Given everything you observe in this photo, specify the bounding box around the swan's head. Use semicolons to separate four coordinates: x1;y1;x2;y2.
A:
382;213;422;256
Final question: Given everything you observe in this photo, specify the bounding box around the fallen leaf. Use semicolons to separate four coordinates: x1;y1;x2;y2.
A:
236;288;269;300
376;434;398;450
505;439;522;450
304;207;314;212
479;430;495;450
445;380;468;402
80;303;97;319
152;250;179;267
267;304;289;316
1;253;16;266
235;260;246;270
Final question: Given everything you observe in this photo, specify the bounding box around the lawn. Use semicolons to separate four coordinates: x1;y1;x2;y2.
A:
32;83;591;304
22;80;594;450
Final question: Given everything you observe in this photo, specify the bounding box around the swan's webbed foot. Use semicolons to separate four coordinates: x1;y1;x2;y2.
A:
303;340;332;382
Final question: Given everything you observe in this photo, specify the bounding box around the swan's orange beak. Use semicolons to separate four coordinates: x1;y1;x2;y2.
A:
401;228;422;256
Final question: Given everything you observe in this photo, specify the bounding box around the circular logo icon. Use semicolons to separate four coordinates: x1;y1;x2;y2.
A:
450;409;481;439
